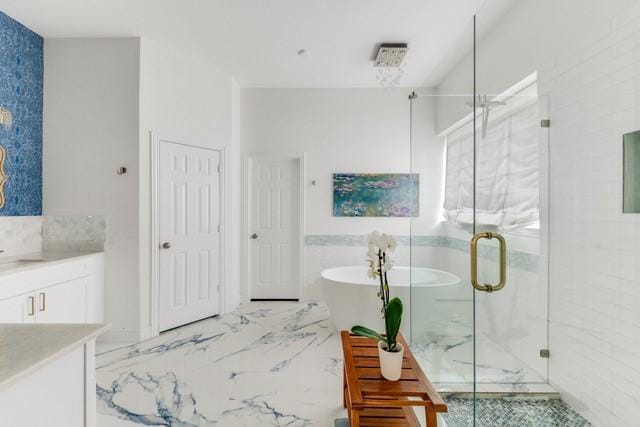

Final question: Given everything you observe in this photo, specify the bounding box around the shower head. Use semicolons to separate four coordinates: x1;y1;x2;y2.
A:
465;95;507;139
464;94;507;109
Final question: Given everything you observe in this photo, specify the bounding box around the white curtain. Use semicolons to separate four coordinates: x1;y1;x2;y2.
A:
444;102;539;231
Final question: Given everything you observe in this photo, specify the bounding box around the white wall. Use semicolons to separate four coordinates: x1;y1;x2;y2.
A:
410;93;447;237
43;37;242;341
229;77;243;311
240;88;442;299
242;89;412;235
43;38;141;339
138;38;241;338
437;0;640;425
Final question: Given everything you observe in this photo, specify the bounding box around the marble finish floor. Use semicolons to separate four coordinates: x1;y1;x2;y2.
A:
412;338;552;394
96;302;568;426
410;304;548;394
96;302;344;426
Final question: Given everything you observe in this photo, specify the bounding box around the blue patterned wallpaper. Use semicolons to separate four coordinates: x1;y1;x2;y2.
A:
0;11;43;216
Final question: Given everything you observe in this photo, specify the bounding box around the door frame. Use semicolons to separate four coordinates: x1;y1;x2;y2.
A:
150;133;226;337
243;153;305;302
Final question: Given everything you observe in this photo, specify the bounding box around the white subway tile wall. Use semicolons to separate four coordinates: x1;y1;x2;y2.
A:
542;4;640;426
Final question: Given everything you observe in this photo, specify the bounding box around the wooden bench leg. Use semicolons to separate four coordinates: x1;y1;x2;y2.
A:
343;368;347;408
343;386;347;408
425;407;437;427
350;409;360;427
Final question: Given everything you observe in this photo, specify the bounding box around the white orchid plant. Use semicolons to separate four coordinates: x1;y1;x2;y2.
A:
351;231;404;353
366;231;396;308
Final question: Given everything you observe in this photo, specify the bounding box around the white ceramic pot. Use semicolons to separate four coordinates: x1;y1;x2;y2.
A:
378;341;404;381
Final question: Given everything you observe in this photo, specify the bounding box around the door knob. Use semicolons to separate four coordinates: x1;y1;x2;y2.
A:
162;242;171;249
250;233;258;239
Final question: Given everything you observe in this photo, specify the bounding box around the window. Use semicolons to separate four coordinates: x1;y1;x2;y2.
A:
443;97;540;231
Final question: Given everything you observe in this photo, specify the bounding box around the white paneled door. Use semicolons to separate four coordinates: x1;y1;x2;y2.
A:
249;156;301;300
159;141;221;331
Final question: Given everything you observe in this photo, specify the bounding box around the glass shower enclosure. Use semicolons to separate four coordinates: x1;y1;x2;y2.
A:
408;13;551;425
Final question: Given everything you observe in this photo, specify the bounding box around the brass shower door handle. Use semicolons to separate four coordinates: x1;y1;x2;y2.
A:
470;231;507;293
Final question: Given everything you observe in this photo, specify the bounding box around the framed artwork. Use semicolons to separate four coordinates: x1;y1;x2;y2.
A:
332;173;419;217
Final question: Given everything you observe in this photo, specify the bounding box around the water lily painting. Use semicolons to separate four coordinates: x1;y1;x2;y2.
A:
333;173;419;217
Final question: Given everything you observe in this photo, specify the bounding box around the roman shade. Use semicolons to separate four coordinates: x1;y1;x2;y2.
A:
443;101;539;230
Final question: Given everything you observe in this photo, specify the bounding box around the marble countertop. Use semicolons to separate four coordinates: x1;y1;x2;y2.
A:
0;323;110;390
0;250;103;276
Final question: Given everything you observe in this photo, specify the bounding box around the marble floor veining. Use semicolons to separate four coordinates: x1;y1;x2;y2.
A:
96;302;345;426
410;303;547;392
411;337;551;394
96;302;580;427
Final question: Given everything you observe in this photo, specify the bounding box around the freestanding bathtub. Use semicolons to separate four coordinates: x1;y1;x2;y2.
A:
320;265;461;338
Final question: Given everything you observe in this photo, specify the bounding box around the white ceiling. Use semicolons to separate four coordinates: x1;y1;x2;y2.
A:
0;0;494;88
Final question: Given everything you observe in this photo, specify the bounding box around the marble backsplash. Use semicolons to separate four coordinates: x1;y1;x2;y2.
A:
42;215;107;252
0;216;43;256
0;215;106;255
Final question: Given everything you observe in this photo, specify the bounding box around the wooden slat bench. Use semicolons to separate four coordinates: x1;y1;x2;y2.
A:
341;331;447;426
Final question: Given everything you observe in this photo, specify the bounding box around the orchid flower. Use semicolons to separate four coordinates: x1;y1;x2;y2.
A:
366;231;395;310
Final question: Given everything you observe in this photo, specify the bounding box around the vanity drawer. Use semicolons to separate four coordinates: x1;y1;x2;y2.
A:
0;254;100;300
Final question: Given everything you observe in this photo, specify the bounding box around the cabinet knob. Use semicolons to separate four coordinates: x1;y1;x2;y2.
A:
250;234;258;240
162;242;171;249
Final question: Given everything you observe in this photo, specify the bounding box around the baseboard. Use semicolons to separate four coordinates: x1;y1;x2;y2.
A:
99;329;141;344
224;292;242;313
303;286;325;303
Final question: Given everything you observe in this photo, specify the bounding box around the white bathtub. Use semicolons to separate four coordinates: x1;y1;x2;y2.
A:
320;265;461;338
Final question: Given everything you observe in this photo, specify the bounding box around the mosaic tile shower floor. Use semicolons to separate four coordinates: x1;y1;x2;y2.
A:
443;398;592;427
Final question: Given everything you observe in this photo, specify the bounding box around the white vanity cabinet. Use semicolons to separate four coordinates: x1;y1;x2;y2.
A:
0;253;104;324
0;255;106;427
33;277;89;323
0;324;109;427
0;293;29;322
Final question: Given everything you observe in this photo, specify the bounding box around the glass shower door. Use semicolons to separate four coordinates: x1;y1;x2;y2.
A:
473;0;551;402
410;94;549;425
471;87;550;393
409;7;550;424
408;27;550;427
409;92;478;424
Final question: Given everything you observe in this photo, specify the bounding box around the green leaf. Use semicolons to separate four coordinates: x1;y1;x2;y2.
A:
350;325;385;341
384;297;403;351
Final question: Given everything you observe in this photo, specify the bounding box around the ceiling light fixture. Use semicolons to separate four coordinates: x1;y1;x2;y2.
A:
373;43;409;88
